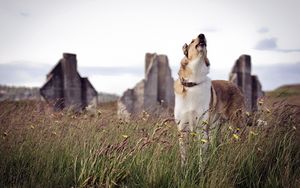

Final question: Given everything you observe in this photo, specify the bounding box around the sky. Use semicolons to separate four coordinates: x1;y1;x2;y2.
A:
0;0;300;95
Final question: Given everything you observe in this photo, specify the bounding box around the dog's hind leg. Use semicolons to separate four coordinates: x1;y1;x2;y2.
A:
209;113;224;147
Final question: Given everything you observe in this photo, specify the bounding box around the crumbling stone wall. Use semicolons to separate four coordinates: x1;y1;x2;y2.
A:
229;54;264;111
40;53;98;111
118;53;175;119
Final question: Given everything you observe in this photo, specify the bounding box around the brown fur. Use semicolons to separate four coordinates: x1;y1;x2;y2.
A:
210;80;245;125
178;58;193;79
174;79;186;95
182;37;210;66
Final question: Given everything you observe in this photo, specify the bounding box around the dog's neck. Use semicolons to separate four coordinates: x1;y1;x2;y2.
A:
186;56;210;84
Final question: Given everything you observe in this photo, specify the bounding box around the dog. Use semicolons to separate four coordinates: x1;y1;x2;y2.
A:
174;34;245;165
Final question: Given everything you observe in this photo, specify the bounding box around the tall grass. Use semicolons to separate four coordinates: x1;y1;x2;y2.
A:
0;101;299;187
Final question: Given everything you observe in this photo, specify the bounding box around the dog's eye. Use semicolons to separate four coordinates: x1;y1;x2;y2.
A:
191;40;194;44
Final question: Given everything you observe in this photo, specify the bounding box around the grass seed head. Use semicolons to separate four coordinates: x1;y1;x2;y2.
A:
122;134;129;138
202;120;209;125
245;111;251;117
233;133;240;140
250;131;258;136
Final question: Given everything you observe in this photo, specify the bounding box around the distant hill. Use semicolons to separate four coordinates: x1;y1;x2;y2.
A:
0;85;40;101
0;85;119;104
97;92;119;103
266;84;300;106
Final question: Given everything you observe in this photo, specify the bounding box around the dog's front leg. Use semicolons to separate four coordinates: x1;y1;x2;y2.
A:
178;129;189;167
197;113;210;167
178;111;198;166
176;112;191;167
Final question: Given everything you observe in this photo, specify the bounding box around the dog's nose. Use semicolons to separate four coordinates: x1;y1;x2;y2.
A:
198;33;206;47
198;33;205;40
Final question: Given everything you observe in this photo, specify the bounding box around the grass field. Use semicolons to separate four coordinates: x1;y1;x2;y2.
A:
1;87;300;187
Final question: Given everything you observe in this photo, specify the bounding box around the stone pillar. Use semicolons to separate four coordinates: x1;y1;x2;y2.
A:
144;53;158;112
157;55;175;108
145;53;154;75
133;80;145;114
118;89;135;119
118;52;175;118
61;53;82;110
229;54;264;112
117;80;145;119
81;77;98;109
229;55;252;111
40;52;98;111
40;63;64;110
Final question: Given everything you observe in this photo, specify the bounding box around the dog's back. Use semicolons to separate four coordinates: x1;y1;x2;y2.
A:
210;80;245;125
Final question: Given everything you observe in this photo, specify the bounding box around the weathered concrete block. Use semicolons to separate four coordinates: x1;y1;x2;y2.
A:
144;54;159;112
40;53;98;111
118;80;145;119
61;53;82;110
157;55;175;108
118;53;175;118
82;77;98;109
229;54;264;111
118;88;135;120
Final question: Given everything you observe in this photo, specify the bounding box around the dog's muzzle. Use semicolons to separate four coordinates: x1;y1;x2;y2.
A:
198;33;207;47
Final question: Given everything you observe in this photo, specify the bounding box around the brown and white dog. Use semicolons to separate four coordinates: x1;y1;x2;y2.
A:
174;34;245;165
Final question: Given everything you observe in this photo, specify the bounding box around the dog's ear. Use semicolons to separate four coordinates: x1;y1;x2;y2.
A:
182;43;188;57
180;57;189;68
205;57;210;67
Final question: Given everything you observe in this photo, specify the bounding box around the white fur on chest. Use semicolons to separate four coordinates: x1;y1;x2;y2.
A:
174;57;211;131
186;57;209;83
174;78;211;131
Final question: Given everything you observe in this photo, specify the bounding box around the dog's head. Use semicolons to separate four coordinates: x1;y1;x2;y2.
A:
182;34;209;66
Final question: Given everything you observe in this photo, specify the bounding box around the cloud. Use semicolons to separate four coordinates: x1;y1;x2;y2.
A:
255;37;277;50
276;49;300;53
257;27;269;33
254;38;300;53
19;11;30;17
